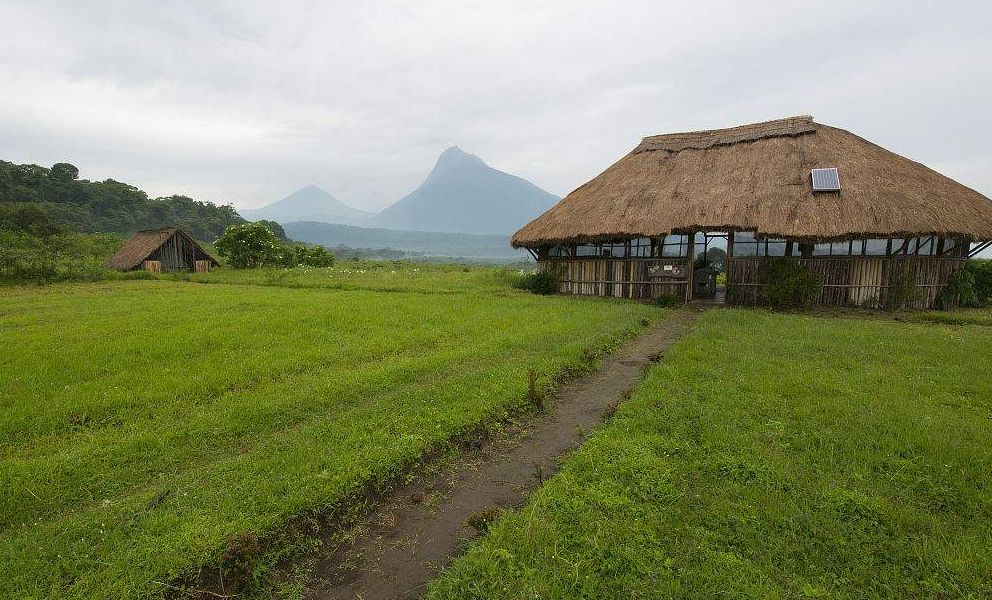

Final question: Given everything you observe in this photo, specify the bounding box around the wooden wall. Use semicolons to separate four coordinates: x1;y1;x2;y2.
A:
147;233;213;273
539;257;690;300
540;255;965;309
726;256;965;308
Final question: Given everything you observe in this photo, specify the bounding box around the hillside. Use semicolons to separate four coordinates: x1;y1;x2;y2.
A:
284;221;526;259
372;147;558;234
0;160;243;241
240;184;373;226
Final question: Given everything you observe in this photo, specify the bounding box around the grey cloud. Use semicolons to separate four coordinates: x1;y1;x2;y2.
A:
0;0;989;212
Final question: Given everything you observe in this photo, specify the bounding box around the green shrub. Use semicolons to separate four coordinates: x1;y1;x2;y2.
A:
937;260;992;309
215;223;335;269
655;293;680;307
214;223;286;268
764;258;819;308
0;229;123;283
515;271;559;295
287;244;335;267
967;259;992;305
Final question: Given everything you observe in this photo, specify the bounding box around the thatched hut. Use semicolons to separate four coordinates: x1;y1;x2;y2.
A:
513;116;992;308
108;227;217;273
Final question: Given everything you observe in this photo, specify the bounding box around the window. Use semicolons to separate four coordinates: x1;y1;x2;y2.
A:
601;243;626;258
549;245;570;258
733;231;758;257
630;237;655;258
661;234;688;258
766;241;788;256
865;239;887;256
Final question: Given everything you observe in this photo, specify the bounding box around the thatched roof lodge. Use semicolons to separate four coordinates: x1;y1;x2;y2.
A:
108;227;217;273
514;116;992;308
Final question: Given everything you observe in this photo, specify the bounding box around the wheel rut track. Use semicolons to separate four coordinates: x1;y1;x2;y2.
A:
304;308;706;600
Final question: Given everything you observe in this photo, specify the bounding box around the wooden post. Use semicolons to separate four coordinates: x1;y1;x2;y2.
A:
686;231;696;303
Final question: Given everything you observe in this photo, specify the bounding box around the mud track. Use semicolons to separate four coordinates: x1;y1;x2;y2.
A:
302;308;705;600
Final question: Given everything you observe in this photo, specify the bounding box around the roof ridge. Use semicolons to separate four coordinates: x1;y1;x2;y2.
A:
632;115;815;154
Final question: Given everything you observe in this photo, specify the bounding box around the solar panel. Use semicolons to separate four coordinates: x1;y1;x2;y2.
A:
811;168;841;192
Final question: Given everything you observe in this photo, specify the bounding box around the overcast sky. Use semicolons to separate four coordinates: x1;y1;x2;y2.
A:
1;0;989;212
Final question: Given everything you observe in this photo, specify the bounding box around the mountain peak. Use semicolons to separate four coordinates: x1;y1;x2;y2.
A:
239;184;373;226
432;146;487;174
373;148;560;235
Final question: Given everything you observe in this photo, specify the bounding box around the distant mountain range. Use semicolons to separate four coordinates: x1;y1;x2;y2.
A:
240;147;559;237
239;184;373;226
284;221;527;260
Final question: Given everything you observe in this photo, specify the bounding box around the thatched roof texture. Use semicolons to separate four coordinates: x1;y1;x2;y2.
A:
107;227;216;270
513;116;992;247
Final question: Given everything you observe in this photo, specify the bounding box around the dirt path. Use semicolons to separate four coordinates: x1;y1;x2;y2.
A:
303;308;704;600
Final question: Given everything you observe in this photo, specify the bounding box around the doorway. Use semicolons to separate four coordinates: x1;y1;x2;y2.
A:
691;232;728;302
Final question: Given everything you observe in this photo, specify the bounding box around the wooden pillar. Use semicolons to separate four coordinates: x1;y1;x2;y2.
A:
686;231;696;302
800;242;813;258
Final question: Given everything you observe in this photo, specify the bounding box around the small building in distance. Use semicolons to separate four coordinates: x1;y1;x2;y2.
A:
512;116;992;308
108;227;218;273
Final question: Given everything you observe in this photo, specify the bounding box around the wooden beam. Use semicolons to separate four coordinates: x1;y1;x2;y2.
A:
968;240;992;258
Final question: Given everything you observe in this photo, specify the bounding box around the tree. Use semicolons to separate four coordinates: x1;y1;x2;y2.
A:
255;219;290;242
289;243;334;267
50;163;79;182
214;223;287;268
698;247;727;271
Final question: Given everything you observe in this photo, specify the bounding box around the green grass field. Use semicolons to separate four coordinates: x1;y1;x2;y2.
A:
169;260;530;295
429;309;992;599
0;268;658;599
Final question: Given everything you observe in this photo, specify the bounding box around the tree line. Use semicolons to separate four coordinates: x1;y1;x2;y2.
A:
0;159;244;240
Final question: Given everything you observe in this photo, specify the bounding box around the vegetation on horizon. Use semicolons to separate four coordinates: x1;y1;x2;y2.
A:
428;309;992;598
0;159;244;240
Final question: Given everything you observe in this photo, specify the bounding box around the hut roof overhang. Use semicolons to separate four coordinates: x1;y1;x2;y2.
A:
107;227;218;270
512;116;992;247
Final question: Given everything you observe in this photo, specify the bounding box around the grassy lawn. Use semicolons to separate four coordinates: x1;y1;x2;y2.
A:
907;307;992;327
429;309;992;599
168;261;529;295
0;270;658;599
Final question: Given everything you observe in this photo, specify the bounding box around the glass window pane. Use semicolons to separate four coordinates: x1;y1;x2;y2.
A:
830;241;852;255
576;245;597;257
865;239;887;255
766;241;787;256
813;243;831;256
734;243;758;257
735;231;756;242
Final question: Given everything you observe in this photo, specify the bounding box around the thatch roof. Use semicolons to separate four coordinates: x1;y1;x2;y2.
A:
107;227;217;270
512;116;992;247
